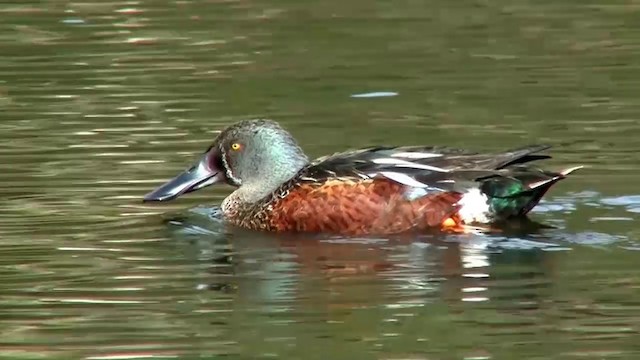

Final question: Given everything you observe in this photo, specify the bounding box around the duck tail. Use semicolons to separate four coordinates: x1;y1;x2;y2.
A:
480;165;583;218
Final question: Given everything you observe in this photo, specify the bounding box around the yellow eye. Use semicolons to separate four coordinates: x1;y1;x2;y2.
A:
231;143;242;151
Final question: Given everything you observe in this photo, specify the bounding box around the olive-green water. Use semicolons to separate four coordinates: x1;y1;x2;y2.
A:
1;1;639;359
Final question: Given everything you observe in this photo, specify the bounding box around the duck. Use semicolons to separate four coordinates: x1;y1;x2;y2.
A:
143;119;581;235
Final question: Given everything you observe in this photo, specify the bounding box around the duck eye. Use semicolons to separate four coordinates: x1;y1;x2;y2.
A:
231;143;242;151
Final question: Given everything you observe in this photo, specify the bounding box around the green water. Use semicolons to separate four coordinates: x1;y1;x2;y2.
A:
1;1;639;359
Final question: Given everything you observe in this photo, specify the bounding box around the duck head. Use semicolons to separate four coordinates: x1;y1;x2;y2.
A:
143;119;309;202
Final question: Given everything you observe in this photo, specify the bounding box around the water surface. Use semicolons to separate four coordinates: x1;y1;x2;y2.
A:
1;1;639;359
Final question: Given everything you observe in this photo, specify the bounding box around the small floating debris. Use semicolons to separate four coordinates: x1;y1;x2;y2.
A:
126;37;159;45
62;18;86;25
116;7;144;15
350;91;398;98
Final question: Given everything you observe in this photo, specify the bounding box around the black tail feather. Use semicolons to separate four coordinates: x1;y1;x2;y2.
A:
495;144;552;169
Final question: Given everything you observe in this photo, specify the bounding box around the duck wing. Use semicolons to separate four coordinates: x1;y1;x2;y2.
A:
302;144;553;186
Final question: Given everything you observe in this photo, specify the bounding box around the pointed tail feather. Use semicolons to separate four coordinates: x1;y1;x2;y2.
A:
516;165;583;215
559;165;584;176
527;165;584;191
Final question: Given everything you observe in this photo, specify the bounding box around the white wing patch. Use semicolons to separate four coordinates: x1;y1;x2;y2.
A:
371;171;430;188
371;158;448;172
391;152;443;159
372;171;451;202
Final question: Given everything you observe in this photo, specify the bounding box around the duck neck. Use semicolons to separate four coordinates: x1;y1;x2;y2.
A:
223;156;308;211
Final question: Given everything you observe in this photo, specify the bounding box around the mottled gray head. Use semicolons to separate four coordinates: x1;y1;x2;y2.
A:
143;119;309;202
212;119;309;186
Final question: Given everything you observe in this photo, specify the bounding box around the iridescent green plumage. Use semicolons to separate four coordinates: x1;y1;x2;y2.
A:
479;167;568;218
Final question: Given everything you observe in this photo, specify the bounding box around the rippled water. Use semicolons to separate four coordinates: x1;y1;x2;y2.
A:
1;1;639;359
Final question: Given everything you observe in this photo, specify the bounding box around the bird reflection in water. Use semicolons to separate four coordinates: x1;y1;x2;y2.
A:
161;206;558;314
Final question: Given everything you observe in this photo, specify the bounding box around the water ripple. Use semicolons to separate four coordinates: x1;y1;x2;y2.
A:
1;1;640;359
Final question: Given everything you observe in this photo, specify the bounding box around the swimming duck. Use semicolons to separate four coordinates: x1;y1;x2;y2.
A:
143;119;581;235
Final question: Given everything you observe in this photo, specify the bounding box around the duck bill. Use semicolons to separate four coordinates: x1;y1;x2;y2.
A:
143;154;224;202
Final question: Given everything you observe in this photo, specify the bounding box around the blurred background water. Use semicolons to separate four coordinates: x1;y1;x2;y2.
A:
1;1;639;359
